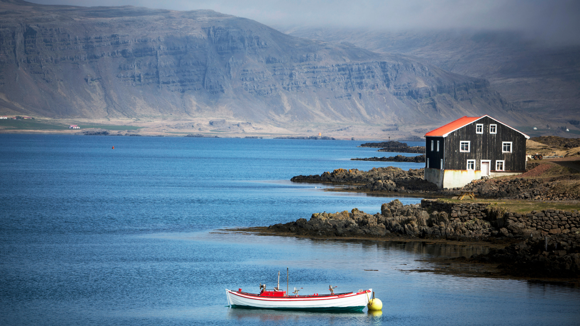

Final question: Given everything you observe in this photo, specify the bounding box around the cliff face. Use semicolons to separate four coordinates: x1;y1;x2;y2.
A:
0;0;518;126
283;27;580;124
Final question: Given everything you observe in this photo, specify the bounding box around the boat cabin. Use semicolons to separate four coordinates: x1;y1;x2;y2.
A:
260;290;286;297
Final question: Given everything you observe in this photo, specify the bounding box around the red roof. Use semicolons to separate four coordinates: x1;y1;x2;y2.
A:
425;115;530;139
425;116;481;137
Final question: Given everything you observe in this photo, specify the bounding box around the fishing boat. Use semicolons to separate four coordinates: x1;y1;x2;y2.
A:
225;270;372;312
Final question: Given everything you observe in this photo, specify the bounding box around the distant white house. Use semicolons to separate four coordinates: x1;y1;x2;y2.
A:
0;116;7;119
69;125;80;129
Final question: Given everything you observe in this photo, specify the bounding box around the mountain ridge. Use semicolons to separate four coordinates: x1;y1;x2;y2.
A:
281;26;580;125
0;0;530;132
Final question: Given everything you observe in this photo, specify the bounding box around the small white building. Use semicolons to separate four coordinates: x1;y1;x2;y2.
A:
69;125;80;129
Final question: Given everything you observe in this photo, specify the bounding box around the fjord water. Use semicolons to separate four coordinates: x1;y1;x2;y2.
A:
1;135;579;325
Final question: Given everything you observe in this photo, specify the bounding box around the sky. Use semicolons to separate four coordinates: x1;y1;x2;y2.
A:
27;0;580;44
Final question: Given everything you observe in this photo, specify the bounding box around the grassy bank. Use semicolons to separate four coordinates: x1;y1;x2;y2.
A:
0;119;141;131
0;119;69;130
439;198;579;213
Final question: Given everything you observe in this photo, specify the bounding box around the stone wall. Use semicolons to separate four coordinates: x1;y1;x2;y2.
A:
421;199;580;238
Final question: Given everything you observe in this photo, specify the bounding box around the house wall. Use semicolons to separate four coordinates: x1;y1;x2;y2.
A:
424;168;444;188
425;136;445;169
445;116;526;172
426;168;482;189
442;169;482;189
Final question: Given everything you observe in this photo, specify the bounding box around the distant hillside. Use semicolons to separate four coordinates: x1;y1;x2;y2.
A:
282;27;580;128
0;0;529;130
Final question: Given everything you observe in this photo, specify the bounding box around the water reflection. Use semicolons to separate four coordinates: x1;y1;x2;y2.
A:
304;238;490;259
227;308;364;321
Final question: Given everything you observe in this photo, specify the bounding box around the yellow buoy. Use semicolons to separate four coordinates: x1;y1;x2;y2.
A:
367;292;383;311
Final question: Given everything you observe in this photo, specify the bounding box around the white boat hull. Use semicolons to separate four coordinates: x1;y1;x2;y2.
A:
226;289;371;312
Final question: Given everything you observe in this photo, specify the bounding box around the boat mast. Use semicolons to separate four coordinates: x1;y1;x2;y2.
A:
277;271;280;290
286;268;289;296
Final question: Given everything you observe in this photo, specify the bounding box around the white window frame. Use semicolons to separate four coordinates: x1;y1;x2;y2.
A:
502;141;512;153
460;141;470;153
431;140;433;151
467;159;475;170
490;124;497;134
436;140;440;152
476;124;483;134
496;160;505;171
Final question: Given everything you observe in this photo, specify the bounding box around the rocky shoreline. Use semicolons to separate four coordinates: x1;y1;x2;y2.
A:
263;199;580;280
291;167;439;194
359;140;425;153
352;154;425;163
291;165;580;201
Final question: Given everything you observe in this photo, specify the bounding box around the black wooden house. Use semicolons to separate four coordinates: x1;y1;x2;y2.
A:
424;115;529;189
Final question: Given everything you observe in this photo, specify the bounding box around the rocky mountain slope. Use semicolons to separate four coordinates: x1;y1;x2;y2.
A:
283;27;580;131
0;0;527;130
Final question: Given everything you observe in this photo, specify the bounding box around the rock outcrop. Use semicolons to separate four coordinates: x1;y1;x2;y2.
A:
269;199;580;240
359;141;425;153
267;199;580;279
291;167;438;193
291;165;580;200
462;177;580;201
352;154;425;163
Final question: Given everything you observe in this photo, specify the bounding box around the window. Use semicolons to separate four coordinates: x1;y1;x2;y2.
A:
436;140;440;152
490;124;497;134
460;141;470;152
467;160;475;170
440;159;443;170
496;160;505;171
502;142;512;153
476;124;483;134
431;140;433;151
427;158;429;168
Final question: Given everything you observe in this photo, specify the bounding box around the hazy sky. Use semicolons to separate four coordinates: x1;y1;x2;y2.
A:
28;0;580;43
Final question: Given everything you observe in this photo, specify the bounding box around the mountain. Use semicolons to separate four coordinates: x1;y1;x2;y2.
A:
282;27;580;125
0;0;529;133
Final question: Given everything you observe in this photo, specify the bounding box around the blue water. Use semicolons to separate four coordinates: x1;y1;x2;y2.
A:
1;135;579;325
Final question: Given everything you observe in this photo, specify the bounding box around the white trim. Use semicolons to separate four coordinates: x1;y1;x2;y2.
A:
467;159;475;170
489;124;497;134
502;141;512;153
496;160;505;171
436;140;439;152
460;141;470;153
434;115;530;139
476;124;483;134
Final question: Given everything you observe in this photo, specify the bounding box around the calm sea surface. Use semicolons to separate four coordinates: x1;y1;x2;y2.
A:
1;134;579;325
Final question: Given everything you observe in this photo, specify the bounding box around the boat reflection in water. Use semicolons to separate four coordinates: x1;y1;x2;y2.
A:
227;307;366;323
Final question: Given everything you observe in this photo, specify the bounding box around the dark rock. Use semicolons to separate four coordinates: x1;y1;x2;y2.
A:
352;154;425;163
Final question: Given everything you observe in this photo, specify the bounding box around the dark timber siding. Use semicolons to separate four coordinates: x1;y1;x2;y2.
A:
443;117;526;171
425;136;445;169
